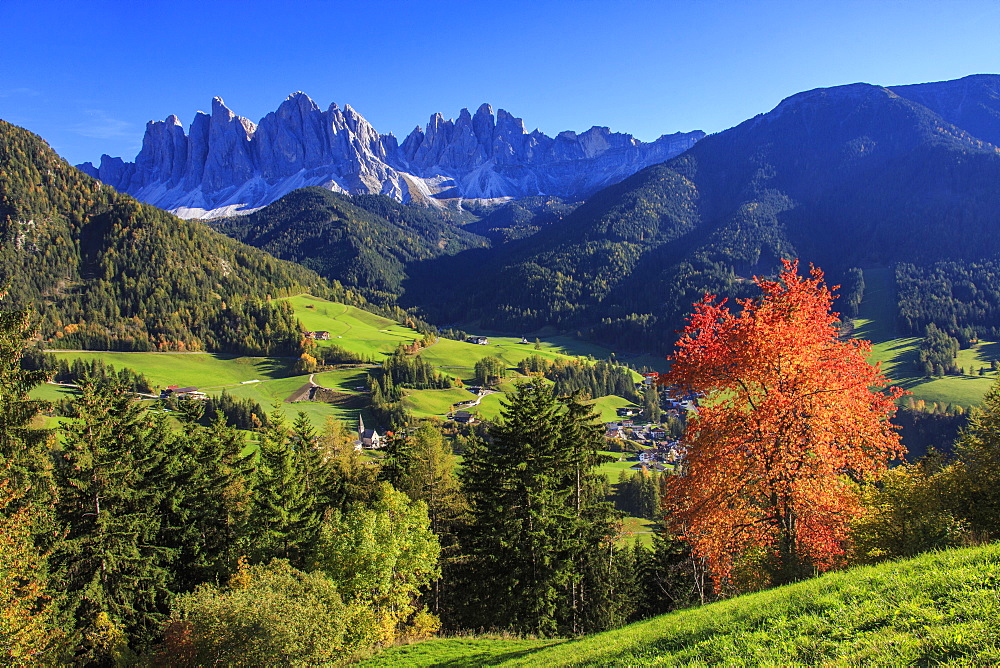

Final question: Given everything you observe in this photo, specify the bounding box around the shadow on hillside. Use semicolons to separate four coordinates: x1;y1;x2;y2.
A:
250;357;297;378
882;338;918;352
429;643;564;667
975;341;1000;364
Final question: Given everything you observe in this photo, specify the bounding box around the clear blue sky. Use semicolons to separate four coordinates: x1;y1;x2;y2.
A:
2;0;998;165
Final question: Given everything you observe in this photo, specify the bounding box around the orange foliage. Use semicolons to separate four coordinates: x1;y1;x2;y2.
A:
662;260;904;589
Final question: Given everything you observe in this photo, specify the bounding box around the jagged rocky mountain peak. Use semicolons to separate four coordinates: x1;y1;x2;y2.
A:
278;91;321;114
210;96;232;117
78;92;704;218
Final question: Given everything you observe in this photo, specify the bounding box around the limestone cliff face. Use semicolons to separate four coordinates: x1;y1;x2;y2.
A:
78;93;704;218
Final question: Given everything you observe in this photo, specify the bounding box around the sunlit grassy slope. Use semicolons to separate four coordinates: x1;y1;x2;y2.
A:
29;295;679;546
33;350;365;426
31;295;646;428
278;294;418;360
40;351;296;388
855;268;1000;408
360;543;1000;667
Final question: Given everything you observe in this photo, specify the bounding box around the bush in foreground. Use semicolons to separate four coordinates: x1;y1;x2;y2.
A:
156;559;354;666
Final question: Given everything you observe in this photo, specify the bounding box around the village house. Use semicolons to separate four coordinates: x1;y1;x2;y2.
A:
160;385;205;399
631;461;669;473
466;335;489;345
451;410;477;424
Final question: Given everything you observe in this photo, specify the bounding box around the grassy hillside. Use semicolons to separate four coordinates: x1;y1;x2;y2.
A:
279;294;421;360
855;267;1000;408
360;543;1000;666
33;350;366;426
31;295;645;428
32;349;378;427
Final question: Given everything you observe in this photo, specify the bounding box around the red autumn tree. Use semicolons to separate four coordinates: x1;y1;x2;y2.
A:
662;259;904;590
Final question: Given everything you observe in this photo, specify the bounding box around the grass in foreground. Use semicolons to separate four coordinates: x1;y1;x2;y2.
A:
359;636;564;667
360;543;1000;666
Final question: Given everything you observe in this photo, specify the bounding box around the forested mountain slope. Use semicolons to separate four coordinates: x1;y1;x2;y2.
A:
890;73;1000;148
0;120;354;354
214;187;487;302
402;77;1000;352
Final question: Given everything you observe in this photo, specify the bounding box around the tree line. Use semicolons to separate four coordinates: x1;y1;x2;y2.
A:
897;259;1000;339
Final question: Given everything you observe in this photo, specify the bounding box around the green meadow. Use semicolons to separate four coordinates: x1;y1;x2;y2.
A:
31;295;673;550
597;455;636;480
587;395;637;423
30;381;78;403
855;267;1000;408
35;350;364;427
402;387;482;418
420;336;595;384
31;295;651;431
278;294;422;360
40;351;296;389
619;516;657;546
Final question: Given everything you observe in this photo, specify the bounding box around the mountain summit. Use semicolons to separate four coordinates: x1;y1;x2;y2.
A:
78;94;704;218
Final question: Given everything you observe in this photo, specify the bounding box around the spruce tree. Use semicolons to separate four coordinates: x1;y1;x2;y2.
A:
0;303;65;661
162;410;253;592
558;392;622;634
0;306;52;490
54;380;177;660
250;410;321;566
459;379;619;636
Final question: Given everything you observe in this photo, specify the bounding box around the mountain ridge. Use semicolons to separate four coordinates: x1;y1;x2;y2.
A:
77;94;704;218
395;75;1000;352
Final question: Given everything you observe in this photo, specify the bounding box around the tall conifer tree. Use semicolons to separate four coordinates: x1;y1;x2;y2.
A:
460;379;618;636
54;381;177;660
251;410;321;566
